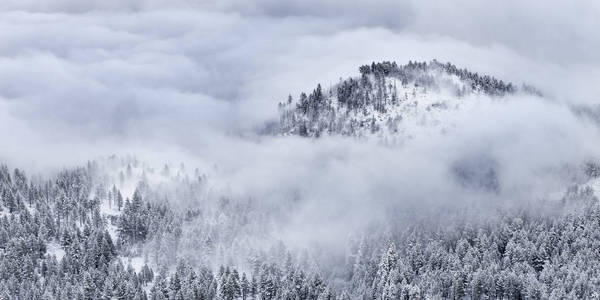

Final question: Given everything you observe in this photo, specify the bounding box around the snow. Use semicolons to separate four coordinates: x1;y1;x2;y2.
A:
588;177;600;198
100;198;120;217
328;72;484;142
122;256;146;273
278;65;507;146
107;223;119;240
46;242;66;261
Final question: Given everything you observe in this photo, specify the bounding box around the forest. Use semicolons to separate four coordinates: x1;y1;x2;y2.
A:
1;156;600;299
277;61;540;138
1;0;598;299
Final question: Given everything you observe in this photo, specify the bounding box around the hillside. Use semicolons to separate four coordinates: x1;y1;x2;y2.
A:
2;156;600;298
278;60;540;139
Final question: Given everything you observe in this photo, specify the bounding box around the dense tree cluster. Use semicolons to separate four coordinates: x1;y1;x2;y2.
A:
0;163;150;299
1;159;600;299
357;60;518;99
278;60;535;138
343;185;600;299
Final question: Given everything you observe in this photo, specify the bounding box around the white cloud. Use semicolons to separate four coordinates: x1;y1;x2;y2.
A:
0;0;599;248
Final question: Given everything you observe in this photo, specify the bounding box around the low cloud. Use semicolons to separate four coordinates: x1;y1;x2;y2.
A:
0;0;599;250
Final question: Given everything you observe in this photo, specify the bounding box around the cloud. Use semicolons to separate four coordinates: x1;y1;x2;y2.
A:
0;0;599;251
158;93;597;250
1;1;598;141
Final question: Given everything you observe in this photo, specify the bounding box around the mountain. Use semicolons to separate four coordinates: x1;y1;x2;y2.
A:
2;156;600;299
277;60;540;138
2;60;599;299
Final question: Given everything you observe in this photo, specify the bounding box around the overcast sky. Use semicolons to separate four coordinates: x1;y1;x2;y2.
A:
1;0;599;248
1;0;599;163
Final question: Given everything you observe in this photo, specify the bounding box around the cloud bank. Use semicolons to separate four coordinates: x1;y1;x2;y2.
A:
1;0;599;248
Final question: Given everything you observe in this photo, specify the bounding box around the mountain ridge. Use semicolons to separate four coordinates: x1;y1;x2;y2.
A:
276;60;541;138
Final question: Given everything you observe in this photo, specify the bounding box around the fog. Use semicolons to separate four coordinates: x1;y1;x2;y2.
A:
1;0;600;249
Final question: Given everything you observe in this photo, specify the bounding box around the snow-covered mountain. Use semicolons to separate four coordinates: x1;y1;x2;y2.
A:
2;59;599;299
277;60;540;139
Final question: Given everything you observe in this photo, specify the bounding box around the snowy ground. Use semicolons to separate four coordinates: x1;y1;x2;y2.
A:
46;242;65;261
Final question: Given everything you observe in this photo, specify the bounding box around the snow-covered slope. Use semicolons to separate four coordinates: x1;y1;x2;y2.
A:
277;60;540;140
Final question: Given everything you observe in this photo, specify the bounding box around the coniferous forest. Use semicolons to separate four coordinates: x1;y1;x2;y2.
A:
277;61;537;138
2;153;600;299
1;2;599;300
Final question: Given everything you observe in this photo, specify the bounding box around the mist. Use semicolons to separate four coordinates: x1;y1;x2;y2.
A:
1;0;599;237
2;2;600;298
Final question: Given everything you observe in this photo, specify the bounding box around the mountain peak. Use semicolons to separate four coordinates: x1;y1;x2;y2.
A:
277;60;539;138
